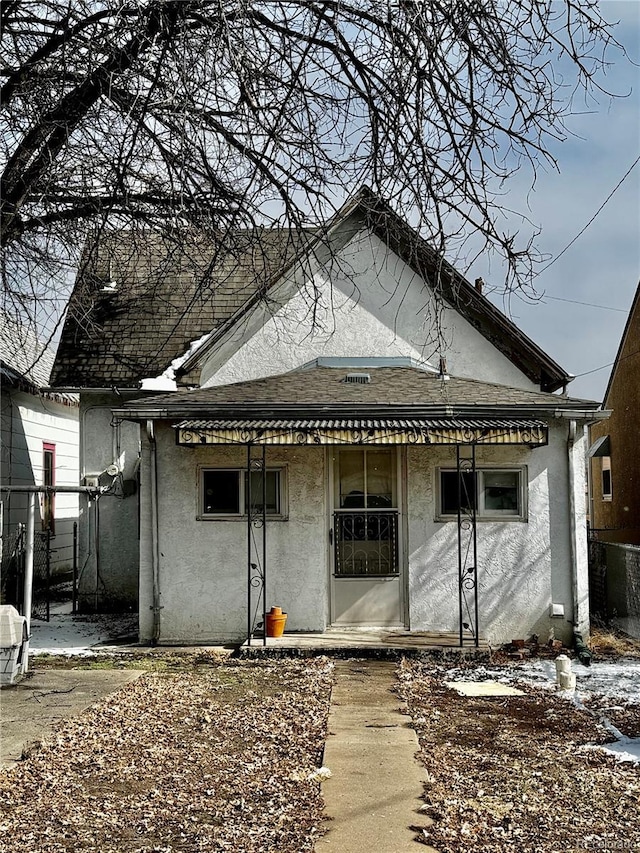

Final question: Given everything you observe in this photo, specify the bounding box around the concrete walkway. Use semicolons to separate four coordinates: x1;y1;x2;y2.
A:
319;660;437;852
0;669;144;767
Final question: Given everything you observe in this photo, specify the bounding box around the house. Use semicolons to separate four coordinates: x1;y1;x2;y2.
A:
0;315;79;598
589;282;640;544
51;189;603;645
587;283;640;634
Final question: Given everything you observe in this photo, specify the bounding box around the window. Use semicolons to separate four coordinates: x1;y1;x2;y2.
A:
601;457;612;501
42;442;55;533
336;449;396;509
200;468;286;518
438;467;526;521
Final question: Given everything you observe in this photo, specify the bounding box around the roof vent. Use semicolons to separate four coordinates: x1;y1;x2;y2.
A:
343;372;371;384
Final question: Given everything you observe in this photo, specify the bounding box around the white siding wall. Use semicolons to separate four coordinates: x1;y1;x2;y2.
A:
200;232;539;392
1;390;79;574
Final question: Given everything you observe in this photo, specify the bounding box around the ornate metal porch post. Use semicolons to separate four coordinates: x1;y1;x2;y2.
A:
457;443;479;647
247;443;267;646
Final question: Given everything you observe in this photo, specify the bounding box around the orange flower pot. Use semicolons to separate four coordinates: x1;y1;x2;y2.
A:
266;607;287;638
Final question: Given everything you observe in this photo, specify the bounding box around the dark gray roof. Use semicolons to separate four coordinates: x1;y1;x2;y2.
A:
51;229;312;388
52;187;572;392
1;314;54;388
116;365;598;421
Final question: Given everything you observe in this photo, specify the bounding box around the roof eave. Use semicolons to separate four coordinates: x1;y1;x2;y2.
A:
114;399;601;422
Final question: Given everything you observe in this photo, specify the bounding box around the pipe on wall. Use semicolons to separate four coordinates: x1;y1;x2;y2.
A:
567;419;580;630
146;420;161;644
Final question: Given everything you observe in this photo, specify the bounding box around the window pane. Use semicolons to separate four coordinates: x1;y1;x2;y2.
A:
246;470;280;514
43;450;54;487
366;450;393;507
203;470;240;514
441;471;476;515
339;451;365;508
43;447;55;532
482;471;519;512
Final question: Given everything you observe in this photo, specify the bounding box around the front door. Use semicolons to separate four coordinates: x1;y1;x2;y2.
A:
330;448;404;626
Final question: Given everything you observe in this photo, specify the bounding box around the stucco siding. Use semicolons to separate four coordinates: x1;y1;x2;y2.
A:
143;426;327;644
77;392;140;610
406;424;577;645
200;232;539;392
137;420;584;645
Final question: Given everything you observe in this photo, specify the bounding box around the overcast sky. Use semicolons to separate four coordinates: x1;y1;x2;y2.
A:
479;0;639;402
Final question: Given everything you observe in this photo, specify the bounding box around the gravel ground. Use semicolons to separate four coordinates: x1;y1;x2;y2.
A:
398;658;640;853
0;655;333;853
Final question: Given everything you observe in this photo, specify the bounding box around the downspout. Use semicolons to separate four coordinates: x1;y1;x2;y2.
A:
568;419;593;664
146;420;161;645
567;419;581;632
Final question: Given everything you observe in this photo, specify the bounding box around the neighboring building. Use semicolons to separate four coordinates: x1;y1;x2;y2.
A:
0;316;79;585
589;283;640;545
51;189;601;644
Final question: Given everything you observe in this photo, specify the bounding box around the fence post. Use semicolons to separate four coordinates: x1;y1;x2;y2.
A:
22;492;36;674
73;521;78;614
45;529;51;622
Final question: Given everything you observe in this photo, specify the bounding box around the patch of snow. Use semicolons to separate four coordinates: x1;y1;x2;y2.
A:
599;738;640;764
443;659;640;706
29;612;137;657
140;331;211;390
438;657;640;768
139;375;177;391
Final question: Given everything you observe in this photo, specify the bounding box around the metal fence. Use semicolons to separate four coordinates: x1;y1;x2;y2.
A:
589;537;640;629
1;526;56;621
0;523;25;611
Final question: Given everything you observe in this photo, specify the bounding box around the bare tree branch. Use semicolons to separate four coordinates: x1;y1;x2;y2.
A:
0;0;629;345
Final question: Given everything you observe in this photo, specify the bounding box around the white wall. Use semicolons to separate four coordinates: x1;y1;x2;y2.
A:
77;392;140;611
200;231;539;392
406;422;578;645
140;425;328;644
139;419;587;645
1;389;79;574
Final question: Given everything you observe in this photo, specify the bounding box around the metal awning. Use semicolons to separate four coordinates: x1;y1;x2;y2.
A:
588;435;610;457
175;417;548;446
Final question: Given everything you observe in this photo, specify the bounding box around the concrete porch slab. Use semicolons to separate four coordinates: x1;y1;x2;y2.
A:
239;628;490;659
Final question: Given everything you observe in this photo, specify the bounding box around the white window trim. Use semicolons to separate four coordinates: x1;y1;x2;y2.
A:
435;465;528;523
197;465;288;520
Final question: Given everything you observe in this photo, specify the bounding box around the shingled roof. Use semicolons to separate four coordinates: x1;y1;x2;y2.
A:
51;228;312;388
1;313;55;389
51;188;573;392
115;364;597;421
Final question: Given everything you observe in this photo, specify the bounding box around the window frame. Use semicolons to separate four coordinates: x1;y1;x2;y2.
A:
436;465;528;522
198;465;288;520
42;442;56;534
601;456;612;501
